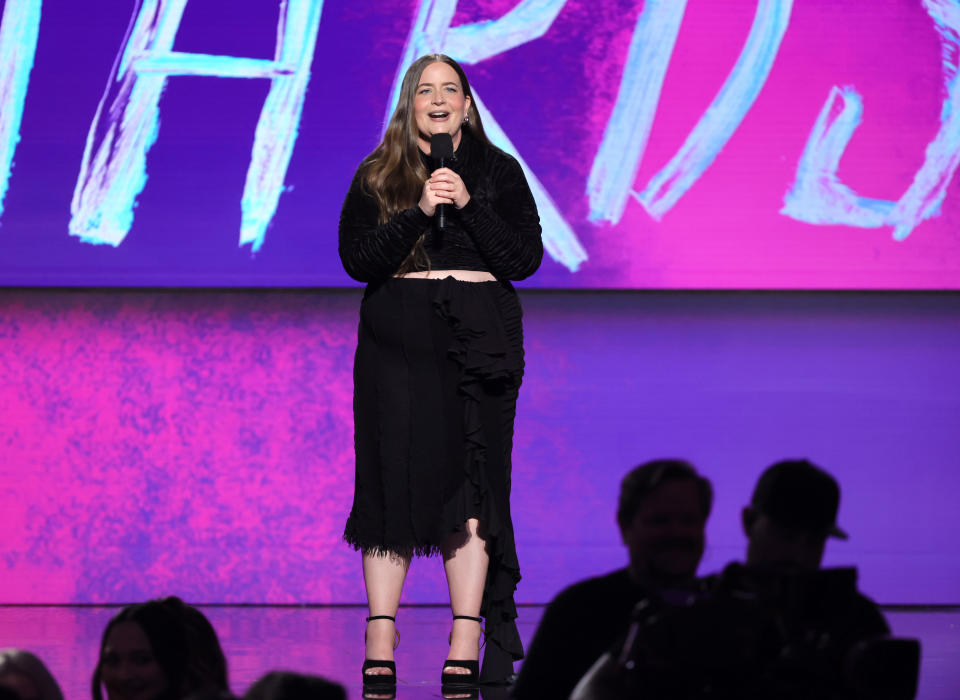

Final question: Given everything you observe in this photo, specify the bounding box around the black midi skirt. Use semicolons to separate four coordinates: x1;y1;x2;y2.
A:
343;276;525;680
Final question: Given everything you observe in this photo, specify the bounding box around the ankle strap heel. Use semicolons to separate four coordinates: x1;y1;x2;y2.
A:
363;615;399;690
453;614;482;623
450;614;485;648
365;615;400;649
442;614;484;691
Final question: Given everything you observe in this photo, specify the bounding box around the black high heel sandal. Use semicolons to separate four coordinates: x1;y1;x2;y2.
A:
441;614;484;692
362;614;399;692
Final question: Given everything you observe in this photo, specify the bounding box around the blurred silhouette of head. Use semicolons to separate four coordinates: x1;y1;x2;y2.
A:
243;672;346;700
0;649;64;700
617;459;713;587
92;597;228;700
743;459;848;571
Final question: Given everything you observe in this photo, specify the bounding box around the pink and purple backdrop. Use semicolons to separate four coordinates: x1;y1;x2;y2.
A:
2;1;959;608
0;0;958;287
2;290;958;605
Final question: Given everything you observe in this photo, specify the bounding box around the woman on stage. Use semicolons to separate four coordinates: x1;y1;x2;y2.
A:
339;54;542;691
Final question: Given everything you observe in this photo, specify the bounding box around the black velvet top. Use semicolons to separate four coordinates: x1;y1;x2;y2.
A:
338;129;543;282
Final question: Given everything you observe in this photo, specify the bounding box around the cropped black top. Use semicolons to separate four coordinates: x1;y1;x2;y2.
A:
338;129;543;282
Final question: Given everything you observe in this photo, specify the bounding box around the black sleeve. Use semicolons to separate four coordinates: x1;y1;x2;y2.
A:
853;594;891;637
458;154;543;281
512;588;605;700
337;170;431;282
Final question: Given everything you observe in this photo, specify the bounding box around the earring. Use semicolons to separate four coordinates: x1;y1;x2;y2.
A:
464;114;470;125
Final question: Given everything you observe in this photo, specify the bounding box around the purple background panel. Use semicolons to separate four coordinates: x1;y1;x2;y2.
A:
0;1;959;287
1;290;958;605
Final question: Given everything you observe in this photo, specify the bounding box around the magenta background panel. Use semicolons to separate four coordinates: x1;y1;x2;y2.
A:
1;290;958;605
1;0;959;287
0;291;358;602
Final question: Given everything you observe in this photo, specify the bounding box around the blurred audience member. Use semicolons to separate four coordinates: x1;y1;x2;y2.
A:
732;459;889;637
243;672;346;700
743;457;852;570
512;459;712;699
0;650;63;700
572;459;908;700
92;596;230;700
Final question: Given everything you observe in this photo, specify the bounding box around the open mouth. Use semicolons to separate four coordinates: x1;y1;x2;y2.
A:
429;111;450;121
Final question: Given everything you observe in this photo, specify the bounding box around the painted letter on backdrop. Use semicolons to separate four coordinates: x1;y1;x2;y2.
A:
0;0;42;220
634;0;793;220
70;0;323;251
782;0;960;242
587;0;687;225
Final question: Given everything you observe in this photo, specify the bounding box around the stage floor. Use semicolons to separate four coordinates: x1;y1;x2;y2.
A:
1;606;956;699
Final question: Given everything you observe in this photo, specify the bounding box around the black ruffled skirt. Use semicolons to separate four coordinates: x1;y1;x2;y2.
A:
343;276;524;681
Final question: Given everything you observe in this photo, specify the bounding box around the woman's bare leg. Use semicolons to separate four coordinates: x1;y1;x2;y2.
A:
363;551;411;675
442;518;489;673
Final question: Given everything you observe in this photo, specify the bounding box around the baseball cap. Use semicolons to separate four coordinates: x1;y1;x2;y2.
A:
751;459;848;540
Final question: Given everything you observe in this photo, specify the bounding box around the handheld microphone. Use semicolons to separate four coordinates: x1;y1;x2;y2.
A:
430;132;455;231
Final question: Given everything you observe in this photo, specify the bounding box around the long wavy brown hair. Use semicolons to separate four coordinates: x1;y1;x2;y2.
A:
359;54;494;271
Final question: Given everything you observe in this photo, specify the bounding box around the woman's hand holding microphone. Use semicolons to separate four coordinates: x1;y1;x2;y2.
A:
418;168;470;216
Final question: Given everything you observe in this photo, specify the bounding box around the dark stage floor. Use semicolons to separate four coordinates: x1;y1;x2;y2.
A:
1;606;957;699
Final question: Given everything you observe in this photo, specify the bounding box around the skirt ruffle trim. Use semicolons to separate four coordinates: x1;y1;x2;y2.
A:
433;278;525;678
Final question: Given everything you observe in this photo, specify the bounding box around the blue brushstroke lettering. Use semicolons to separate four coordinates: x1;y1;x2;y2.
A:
781;87;894;226
635;0;793;220
0;0;42;221
587;0;688;224
782;0;960;242
70;0;323;251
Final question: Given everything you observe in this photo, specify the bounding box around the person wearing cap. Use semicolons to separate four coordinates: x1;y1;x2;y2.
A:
512;459;713;700
731;459;890;653
569;460;892;700
742;458;852;571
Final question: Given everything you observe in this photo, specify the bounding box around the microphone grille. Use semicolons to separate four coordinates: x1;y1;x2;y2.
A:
430;132;455;159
